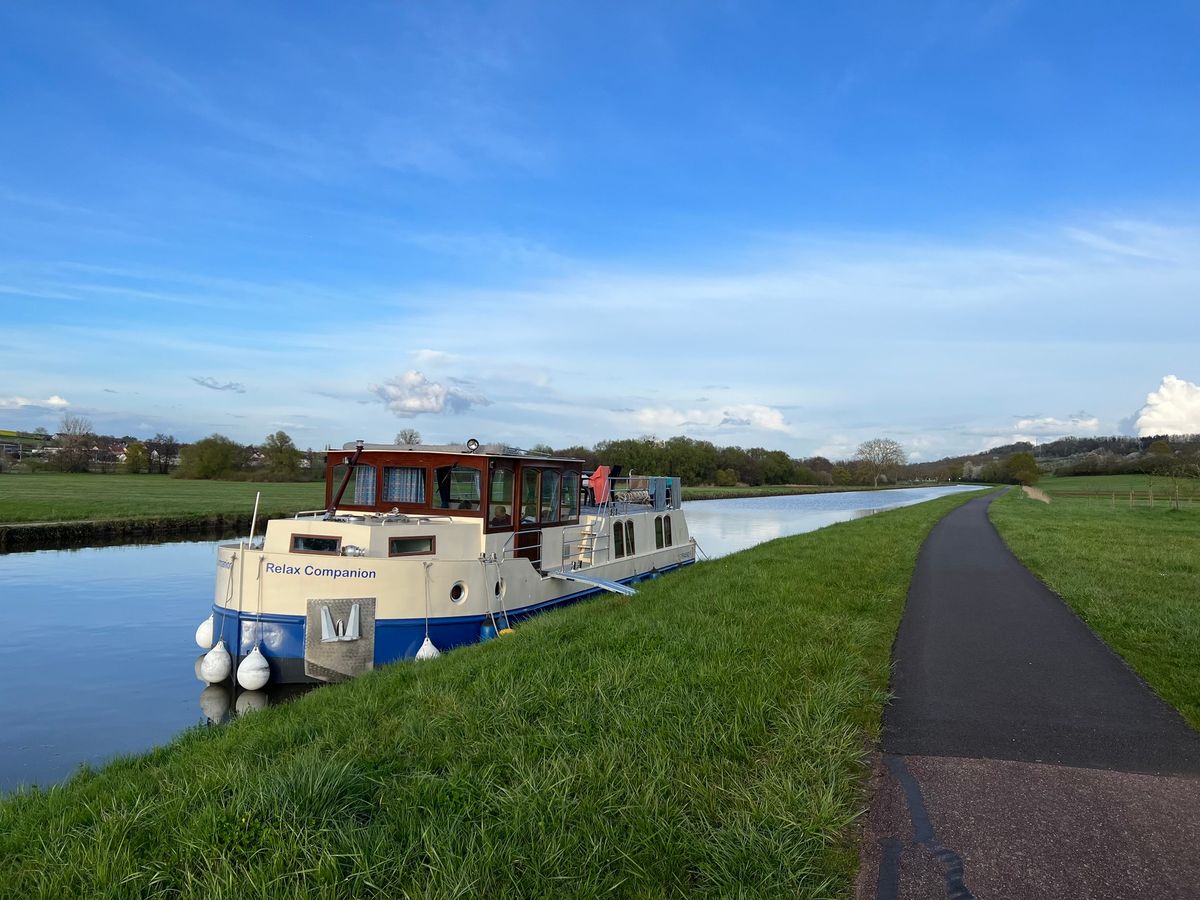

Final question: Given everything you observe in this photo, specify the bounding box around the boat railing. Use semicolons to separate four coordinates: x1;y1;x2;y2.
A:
590;475;683;517
296;509;455;525
560;519;609;569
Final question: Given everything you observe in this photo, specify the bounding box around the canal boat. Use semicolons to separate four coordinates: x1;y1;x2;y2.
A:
195;440;696;686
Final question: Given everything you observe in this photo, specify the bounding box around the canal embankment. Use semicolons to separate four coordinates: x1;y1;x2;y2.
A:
0;490;980;898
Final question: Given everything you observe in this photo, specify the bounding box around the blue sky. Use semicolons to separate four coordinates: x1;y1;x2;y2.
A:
3;1;1200;460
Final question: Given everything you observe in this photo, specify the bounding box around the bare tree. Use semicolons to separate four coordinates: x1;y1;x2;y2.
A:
395;429;421;445
855;438;907;487
55;414;94;472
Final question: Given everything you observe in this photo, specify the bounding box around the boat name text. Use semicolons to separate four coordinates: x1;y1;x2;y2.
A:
264;562;377;580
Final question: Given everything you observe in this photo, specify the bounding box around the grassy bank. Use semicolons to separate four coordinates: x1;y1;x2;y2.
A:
0;492;977;899
990;491;1200;729
0;474;324;524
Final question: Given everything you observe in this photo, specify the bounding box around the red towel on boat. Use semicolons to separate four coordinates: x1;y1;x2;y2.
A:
590;466;611;504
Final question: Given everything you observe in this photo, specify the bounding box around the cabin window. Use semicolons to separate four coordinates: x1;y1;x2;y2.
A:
383;466;426;504
292;534;341;555
390;536;435;556
624;520;635;555
663;515;673;546
520;468;540;524
434;465;481;510
540;470;561;522
333;464;376;506
655;516;664;549
561;471;580;520
613;520;625;558
489;465;514;527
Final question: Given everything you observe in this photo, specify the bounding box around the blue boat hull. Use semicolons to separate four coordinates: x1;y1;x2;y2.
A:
211;560;692;683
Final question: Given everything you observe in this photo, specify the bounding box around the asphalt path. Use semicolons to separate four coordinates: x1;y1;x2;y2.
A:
883;492;1200;774
860;492;1200;899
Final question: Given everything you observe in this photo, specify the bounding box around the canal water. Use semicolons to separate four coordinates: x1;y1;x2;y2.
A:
0;484;981;793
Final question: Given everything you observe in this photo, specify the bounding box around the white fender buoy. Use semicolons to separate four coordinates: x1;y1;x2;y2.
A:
236;645;271;691
195;614;215;649
194;653;208;683
235;690;268;715
415;636;441;660
199;684;231;722
200;640;232;684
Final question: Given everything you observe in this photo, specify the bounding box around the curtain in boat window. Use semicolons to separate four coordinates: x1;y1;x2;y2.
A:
383;466;425;504
352;465;376;505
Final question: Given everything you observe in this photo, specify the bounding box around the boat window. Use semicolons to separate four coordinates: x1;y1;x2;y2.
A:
561;471;580;520
613;520;625;558
655;516;664;549
292;534;341;555
489;465;515;527
540;470;561;522
383;466;426;504
332;464;376;506
520;468;540;524
663;514;673;546
624;520;635;555
389;536;435;556
433;465;481;510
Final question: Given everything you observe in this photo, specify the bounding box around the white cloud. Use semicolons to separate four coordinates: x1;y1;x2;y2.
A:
633;404;789;433
0;395;70;410
1135;375;1200;436
371;370;490;416
1012;414;1100;435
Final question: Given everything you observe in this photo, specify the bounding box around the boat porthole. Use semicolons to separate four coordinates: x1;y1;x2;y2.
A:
494;580;503;597
450;581;468;604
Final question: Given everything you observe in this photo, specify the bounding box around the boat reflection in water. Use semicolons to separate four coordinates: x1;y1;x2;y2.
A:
195;655;316;723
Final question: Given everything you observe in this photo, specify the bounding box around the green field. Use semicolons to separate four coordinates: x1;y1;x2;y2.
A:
0;474;917;526
1037;472;1200;499
990;490;1200;729
0;474;325;524
0;491;980;899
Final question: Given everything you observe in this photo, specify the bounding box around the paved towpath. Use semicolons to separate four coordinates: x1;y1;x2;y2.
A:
858;493;1200;899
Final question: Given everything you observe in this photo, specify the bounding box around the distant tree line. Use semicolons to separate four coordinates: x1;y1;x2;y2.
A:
536;435;909;487
0;416;324;482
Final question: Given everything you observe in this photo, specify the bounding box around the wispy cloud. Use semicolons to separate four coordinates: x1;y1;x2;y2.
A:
192;376;246;393
633;404;790;433
0;394;70;410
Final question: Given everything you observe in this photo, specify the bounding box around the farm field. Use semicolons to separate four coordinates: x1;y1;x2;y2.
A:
0;474;325;524
990;489;1200;729
0;491;980;898
1037;472;1200;499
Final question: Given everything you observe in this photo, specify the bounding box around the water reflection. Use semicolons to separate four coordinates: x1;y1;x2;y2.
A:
682;485;984;558
196;676;314;724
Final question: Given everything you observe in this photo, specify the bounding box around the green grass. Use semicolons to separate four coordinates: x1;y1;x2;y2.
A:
0;492;978;899
1037;472;1200;498
990;490;1200;729
0;474;325;524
